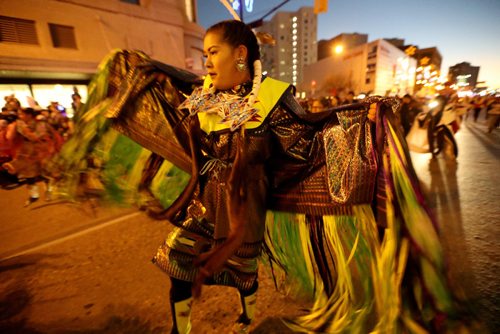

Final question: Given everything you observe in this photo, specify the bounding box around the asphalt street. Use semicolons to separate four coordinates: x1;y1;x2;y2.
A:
0;116;498;333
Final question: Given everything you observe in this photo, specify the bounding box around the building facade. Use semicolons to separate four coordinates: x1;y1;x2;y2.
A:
257;7;317;87
0;0;204;112
299;39;416;98
413;47;442;93
448;62;480;89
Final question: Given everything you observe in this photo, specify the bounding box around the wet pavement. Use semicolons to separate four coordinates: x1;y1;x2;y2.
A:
0;116;498;333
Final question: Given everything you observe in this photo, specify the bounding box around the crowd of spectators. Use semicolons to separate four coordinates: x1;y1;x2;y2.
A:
0;94;77;205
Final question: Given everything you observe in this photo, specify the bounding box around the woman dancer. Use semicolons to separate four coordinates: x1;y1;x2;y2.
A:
50;20;473;334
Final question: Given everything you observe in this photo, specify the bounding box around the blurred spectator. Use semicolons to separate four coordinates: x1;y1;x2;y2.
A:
471;96;484;122
2;108;58;205
486;97;500;133
310;98;325;113
3;94;21;113
71;92;85;122
0;119;13;164
47;102;74;141
400;94;421;135
338;90;355;105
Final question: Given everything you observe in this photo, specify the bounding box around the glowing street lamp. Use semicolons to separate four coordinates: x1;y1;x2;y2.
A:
333;44;344;55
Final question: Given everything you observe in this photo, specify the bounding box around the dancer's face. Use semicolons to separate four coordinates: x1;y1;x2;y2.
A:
203;31;248;90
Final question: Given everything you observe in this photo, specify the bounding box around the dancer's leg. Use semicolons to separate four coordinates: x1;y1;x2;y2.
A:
169;277;193;334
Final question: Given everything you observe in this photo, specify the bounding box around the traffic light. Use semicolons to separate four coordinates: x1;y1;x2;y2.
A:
314;0;328;14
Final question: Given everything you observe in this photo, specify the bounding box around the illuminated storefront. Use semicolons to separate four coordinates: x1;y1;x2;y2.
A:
0;84;87;117
1;0;204;116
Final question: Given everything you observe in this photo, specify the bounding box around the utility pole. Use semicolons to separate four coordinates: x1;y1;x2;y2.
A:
239;0;244;22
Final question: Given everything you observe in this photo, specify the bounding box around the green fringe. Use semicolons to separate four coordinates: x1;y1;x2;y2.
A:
150;160;190;209
263;211;319;300
262;116;471;332
48;50;189;209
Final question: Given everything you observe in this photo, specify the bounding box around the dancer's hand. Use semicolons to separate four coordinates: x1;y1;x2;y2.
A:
368;103;377;122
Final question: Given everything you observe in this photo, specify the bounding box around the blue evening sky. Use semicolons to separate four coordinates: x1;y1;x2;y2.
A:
197;0;500;89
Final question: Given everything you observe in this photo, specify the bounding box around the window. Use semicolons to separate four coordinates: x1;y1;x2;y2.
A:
365;78;371;84
121;0;140;4
49;23;77;49
0;16;38;45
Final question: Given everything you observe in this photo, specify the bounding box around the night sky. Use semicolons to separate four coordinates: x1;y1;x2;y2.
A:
197;0;500;89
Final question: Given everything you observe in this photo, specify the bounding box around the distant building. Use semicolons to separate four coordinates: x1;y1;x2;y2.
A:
448;62;480;89
299;39;416;97
383;38;405;49
257;7;317;87
0;0;204;113
415;47;442;71
413;47;442;92
318;33;368;60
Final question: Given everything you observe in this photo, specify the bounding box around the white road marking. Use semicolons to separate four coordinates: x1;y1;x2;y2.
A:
1;211;141;261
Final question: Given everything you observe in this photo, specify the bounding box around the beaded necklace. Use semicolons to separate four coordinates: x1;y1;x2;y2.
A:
178;59;262;131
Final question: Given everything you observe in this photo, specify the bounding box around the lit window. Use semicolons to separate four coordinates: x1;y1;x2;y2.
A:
292;29;297;34
292;23;297;28
293;35;297;40
293;65;297;69
280;24;285;29
280;60;285;65
292;53;297;58
280;48;285;52
293;70;297;75
292;41;297;46
293;59;297;64
293;16;297;22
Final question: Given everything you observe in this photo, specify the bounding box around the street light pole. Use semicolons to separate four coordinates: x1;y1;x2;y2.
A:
240;0;244;22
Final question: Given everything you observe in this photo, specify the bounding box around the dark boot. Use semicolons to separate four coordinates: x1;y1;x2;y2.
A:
232;286;257;334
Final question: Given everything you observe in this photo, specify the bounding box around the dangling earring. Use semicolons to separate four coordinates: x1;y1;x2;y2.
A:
236;57;247;72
